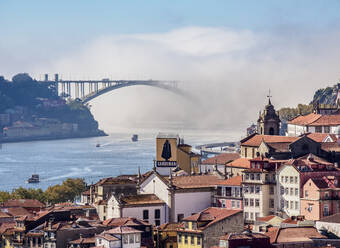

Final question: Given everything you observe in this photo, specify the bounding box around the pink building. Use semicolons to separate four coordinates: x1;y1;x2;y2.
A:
214;176;243;210
301;176;340;221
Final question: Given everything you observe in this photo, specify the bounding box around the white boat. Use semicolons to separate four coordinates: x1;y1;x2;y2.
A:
27;174;40;183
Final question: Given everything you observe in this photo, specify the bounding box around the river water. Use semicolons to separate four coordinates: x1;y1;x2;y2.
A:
0;129;240;191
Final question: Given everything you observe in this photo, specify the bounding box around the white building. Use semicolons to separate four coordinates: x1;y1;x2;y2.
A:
287;113;340;136
95;226;142;248
139;169;223;223
106;194;166;226
277;162;300;217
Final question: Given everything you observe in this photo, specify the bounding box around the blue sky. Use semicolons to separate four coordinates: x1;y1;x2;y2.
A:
1;0;340;40
2;1;340;131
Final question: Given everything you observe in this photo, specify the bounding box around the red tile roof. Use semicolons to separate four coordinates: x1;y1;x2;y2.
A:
307;133;337;143
120;194;164;206
182;207;242;230
2;199;45;208
105;226;142;234
289;113;340;127
227;158;251;169
69;236;95;244
241;135;298;147
271;227;325;243
170;175;223;189
102;217;149;227
289;113;322;125
216;176;242;186
257;215;276;222
1;207;31;217
202;153;240;165
321;142;340;152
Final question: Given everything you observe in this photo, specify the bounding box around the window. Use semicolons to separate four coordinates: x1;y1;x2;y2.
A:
324;126;330;133
231;200;235;208
255;199;260;207
316;126;322;133
250;199;254;206
155;209;160;219
270;186;274;195
285;176;288;183
285;200;288;208
256;174;260;180
191;236;195;245
281;176;284;182
290;176;293;183
184;235;188;244
222;200;226;208
197;237;201;245
324;205;329;216
245;198;249;206
246;174;249;180
255;212;259;220
250;212;254;220
294;176;298;184
244;186;249;193
295;188;298;196
155;220;160;226
290;201;293;209
250;174;254;180
280;186;284;195
222;187;226;196
129;234;134;243
285;188;288;195
255;186;260;194
270;199;275;208
295;201;298;210
177;214;184;222
123;235;128;244
250;186;254;193
143;210;149;221
305;190;309;197
135;234;140;243
290;188;293;195
245;212;249;219
235;188;240;197
178;234;182;243
237;201;240;208
265;174;269;182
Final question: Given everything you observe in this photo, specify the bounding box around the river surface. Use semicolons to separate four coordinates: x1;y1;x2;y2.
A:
0;129;240;191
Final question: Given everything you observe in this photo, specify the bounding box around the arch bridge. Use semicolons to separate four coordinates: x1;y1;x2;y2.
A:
43;74;188;103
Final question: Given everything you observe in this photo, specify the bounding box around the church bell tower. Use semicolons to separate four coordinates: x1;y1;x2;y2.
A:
257;91;281;135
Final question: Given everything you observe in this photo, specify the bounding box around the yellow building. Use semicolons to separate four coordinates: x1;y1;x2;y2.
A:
177;207;243;248
0;222;15;248
154;223;180;248
156;133;200;175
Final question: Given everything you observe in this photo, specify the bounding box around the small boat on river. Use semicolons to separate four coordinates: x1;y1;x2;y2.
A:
27;174;40;183
131;134;138;142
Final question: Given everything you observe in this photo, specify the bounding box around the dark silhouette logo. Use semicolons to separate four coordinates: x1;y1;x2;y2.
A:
161;140;172;161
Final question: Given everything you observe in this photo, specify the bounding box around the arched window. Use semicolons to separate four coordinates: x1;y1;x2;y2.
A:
269;127;274;135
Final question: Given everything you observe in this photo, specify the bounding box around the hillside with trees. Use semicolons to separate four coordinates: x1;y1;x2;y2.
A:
0;73;106;139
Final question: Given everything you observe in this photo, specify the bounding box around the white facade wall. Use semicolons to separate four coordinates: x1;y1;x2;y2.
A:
95;237;120;248
121;205;166;226
140;174;170;221
316;221;340;237
287;124;308;136
277;165;300;217
174;191;212;220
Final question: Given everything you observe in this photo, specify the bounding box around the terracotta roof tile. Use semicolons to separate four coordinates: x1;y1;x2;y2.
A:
105;226;142;234
120;194;164;206
307;133;337;143
1;207;31;217
289;113;322;125
182;207;242;230
202;153;240;165
227;158;251;169
274;227;325;243
69;236;95;244
2;199;45;208
216;176;242;186
102;217;149;227
158;223;181;231
312;115;340;126
321;142;340;152
170;175;222;189
257;215;276;222
241;135;298;147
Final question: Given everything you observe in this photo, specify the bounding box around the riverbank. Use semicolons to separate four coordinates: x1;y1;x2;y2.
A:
1;130;107;144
